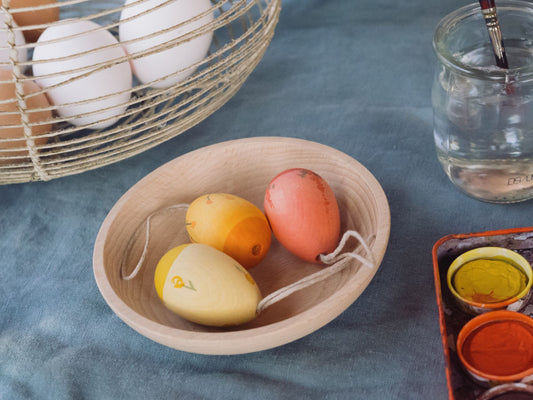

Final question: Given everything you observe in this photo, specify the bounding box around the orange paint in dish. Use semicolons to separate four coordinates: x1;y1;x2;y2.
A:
458;310;533;383
463;320;533;375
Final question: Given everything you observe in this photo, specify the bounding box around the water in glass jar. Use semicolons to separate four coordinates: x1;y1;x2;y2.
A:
433;41;533;203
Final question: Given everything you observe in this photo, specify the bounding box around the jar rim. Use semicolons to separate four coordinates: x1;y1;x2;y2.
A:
433;0;533;80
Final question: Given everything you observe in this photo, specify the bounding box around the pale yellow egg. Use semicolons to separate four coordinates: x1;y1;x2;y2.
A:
154;243;262;327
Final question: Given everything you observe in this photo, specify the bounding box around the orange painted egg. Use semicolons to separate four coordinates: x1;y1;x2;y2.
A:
154;243;262;326
264;168;341;263
185;193;272;269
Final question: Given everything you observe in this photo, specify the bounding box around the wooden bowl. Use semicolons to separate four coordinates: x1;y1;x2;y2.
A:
93;137;390;355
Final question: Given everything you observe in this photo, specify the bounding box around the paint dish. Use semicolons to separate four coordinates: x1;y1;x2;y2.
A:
457;310;533;386
447;247;533;315
477;383;533;400
433;228;533;399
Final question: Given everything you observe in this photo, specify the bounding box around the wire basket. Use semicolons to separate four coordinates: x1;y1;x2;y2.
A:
0;0;281;184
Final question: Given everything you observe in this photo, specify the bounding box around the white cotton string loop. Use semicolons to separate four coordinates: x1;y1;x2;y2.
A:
256;230;376;314
319;230;375;267
121;206;377;316
121;204;190;280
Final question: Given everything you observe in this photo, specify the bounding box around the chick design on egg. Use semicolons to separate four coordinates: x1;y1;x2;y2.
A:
171;275;196;291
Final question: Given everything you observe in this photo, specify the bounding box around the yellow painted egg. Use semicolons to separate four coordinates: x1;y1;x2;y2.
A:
185;193;272;269
154;243;262;327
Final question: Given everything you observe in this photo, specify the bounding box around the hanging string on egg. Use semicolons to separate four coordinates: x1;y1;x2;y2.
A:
255;230;375;314
121;203;190;281
120;201;376;320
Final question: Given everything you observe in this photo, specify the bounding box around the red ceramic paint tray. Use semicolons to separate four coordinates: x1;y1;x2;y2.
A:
432;227;533;400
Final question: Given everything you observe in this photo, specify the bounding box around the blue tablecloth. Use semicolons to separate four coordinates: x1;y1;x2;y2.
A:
3;0;531;399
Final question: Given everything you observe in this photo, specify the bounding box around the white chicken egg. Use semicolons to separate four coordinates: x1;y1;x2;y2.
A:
32;19;132;129
119;0;214;89
0;11;27;70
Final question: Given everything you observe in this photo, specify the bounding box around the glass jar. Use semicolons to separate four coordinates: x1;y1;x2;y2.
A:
432;0;533;203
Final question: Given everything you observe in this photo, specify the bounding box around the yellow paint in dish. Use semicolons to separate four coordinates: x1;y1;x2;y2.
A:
453;259;528;304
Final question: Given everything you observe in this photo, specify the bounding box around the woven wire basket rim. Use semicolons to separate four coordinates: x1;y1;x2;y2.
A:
0;0;281;184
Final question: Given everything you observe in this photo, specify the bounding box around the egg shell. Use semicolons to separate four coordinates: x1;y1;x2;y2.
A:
0;69;52;163
186;193;272;269
264;168;341;263
119;0;214;89
154;243;262;327
0;11;27;70
10;0;60;43
32;19;132;129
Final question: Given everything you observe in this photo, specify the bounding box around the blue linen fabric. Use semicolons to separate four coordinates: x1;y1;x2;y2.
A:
2;0;531;399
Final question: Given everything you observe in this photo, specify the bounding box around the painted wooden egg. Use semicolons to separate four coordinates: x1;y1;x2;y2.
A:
264;168;341;263
185;193;271;269
154;243;262;327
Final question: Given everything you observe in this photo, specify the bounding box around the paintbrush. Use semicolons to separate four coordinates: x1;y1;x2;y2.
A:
479;0;509;68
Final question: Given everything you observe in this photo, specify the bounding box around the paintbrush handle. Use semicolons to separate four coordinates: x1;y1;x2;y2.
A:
479;0;496;10
479;0;509;68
